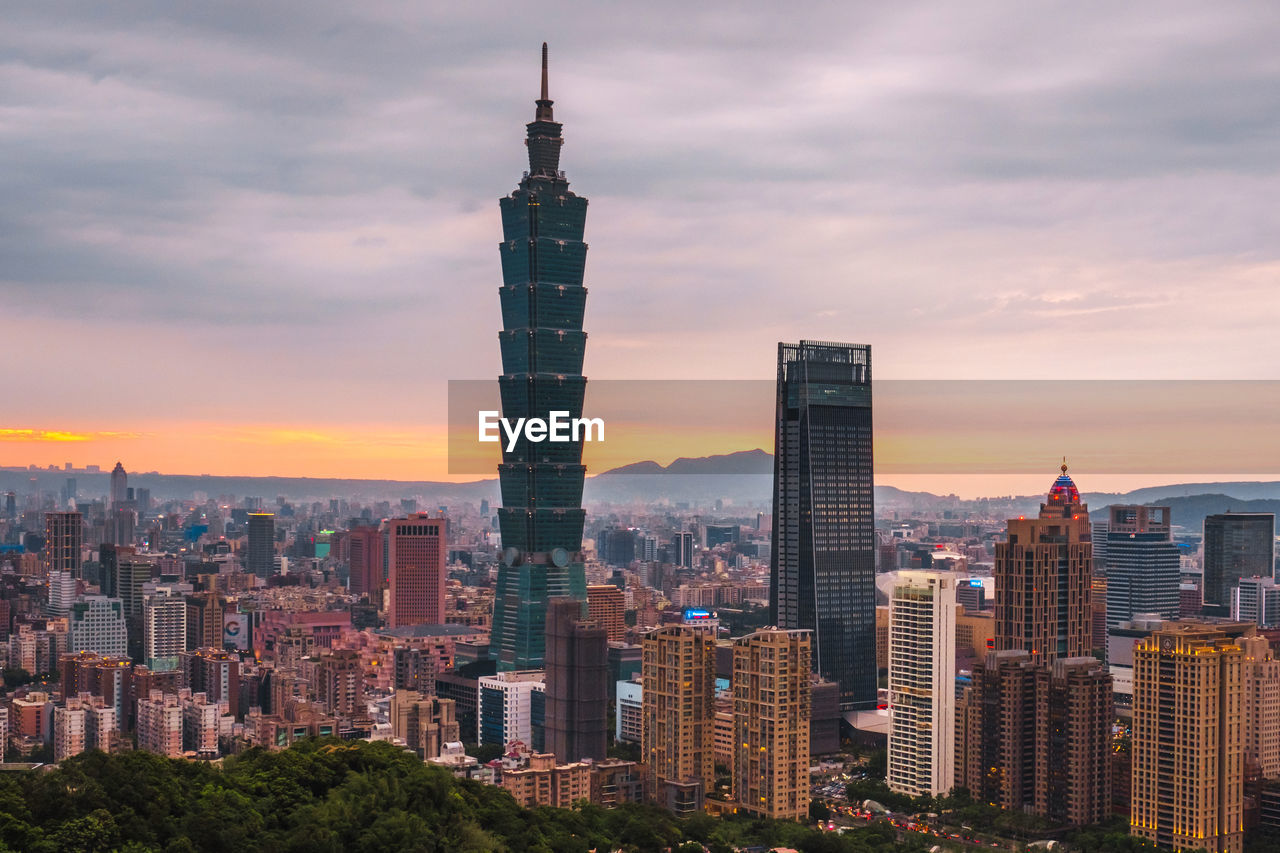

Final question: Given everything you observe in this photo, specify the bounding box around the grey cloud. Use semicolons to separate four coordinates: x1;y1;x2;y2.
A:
2;0;1280;428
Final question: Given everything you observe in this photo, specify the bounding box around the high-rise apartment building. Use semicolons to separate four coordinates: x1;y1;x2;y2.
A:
185;592;225;651
245;512;276;579
544;597;608;764
957;649;1039;810
113;556;153;620
136;690;184;757
143;590;187;671
47;570;77;618
1131;623;1244;853
586;584;626;643
732;628;811;821
770;340;875;710
67;596;128;658
60;652;134;732
490;45;590;671
1105;505;1181;632
1034;656;1112;825
615;679;642;744
642;623;716;815
180;647;241;711
43;511;82;577
958;465;1112;827
387;514;447;628
53;701;87;761
1204;512;1276;615
994;463;1093;662
1234;576;1280;627
181;691;221;755
1239;633;1280;779
316;649;363;718
347;525;384;599
887;572;957;798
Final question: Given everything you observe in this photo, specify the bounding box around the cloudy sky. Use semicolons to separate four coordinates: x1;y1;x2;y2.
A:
3;2;1279;490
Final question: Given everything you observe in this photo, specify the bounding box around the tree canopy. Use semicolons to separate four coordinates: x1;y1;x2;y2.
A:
0;740;926;853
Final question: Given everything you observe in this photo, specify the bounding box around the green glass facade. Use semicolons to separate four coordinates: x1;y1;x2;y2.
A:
490;47;589;671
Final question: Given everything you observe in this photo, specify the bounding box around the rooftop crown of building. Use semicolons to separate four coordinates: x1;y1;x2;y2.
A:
1047;459;1081;505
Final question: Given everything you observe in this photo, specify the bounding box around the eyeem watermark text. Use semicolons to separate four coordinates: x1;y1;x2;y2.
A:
478;410;605;452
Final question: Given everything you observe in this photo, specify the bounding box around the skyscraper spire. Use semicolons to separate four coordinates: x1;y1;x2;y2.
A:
526;42;563;177
535;42;554;122
541;42;549;101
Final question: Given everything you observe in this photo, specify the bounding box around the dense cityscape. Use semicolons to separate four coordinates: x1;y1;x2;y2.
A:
4;9;1280;853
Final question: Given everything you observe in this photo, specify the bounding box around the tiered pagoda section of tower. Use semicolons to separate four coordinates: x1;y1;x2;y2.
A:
491;44;589;670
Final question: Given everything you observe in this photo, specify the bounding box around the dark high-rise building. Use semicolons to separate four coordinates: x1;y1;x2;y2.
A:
185;592;225;651
109;461;128;508
672;531;694;569
597;528;635;567
490;45;589;671
347;525;384;600
993;462;1093;662
180;648;241;712
544;597;608;764
393;647;439;693
1104;505;1181;633
1204;512;1276;615
957;465;1112;828
246;512;275;579
957;649;1039;810
107;507;136;547
43;511;83;577
1034;656;1112;826
770;340;875;710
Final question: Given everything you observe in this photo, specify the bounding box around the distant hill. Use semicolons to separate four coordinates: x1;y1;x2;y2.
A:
5;457;1278;519
1089;492;1280;532
597;449;772;476
1101;481;1280;503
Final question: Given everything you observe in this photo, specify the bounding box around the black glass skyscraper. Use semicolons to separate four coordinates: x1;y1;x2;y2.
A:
770;340;875;710
1203;511;1276;615
490;45;588;671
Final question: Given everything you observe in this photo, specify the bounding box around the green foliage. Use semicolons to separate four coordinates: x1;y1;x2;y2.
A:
463;742;504;763
1;668;32;690
607;739;641;763
0;739;934;852
1064;816;1161;852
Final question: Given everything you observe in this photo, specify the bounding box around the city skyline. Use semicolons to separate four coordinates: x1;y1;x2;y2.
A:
4;9;1280;849
4;4;1280;491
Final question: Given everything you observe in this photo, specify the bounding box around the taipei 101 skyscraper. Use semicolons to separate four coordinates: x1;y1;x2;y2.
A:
490;44;589;670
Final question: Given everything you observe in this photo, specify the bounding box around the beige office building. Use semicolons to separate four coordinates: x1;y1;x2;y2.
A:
1239;633;1280;779
1131;623;1243;853
732;628;811;820
642;623;716;815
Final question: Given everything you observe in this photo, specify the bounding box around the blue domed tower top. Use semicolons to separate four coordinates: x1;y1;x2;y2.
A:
1047;458;1080;505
